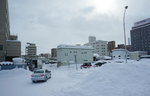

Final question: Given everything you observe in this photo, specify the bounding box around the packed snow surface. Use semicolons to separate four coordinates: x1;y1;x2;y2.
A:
0;59;150;96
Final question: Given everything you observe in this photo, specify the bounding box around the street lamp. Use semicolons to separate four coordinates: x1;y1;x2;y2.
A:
123;6;128;63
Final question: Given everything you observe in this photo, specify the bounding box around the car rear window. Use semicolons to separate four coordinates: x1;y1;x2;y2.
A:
83;63;91;66
34;70;44;73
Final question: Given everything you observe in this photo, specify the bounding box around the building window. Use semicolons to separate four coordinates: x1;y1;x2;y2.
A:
0;45;3;50
74;51;77;53
84;52;87;54
65;53;68;56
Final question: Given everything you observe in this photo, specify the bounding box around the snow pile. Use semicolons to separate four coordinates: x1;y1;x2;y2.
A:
0;61;13;65
13;58;26;65
93;53;100;57
0;60;150;96
61;60;150;96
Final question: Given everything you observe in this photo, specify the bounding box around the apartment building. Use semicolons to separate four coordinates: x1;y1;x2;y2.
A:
85;36;108;56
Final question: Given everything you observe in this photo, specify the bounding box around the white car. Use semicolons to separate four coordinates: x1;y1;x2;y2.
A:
31;69;51;82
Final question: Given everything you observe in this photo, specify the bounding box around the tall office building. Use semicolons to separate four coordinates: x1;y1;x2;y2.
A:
0;0;10;61
26;43;37;59
130;18;150;52
0;0;21;61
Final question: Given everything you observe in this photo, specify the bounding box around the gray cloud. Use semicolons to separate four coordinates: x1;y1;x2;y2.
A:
8;0;150;54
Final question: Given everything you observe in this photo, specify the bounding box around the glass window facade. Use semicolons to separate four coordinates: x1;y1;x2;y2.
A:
131;23;150;51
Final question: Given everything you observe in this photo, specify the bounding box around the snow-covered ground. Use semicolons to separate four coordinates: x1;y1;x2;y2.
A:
0;59;150;96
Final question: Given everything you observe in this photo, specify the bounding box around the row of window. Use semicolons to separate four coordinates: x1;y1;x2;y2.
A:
0;45;3;50
65;51;88;56
70;51;77;53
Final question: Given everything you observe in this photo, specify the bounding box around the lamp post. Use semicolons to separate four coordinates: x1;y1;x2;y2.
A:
74;55;78;70
123;6;128;63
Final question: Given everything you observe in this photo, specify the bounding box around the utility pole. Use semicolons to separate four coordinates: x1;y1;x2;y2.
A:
74;55;78;70
123;6;128;63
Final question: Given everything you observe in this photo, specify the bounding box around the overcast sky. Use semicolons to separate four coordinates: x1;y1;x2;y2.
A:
8;0;150;55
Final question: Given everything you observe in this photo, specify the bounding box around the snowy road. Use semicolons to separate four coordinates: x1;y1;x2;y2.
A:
0;64;92;96
1;60;150;96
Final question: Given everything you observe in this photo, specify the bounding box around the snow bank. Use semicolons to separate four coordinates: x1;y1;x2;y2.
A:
13;58;26;65
0;61;13;65
0;60;150;96
60;60;150;96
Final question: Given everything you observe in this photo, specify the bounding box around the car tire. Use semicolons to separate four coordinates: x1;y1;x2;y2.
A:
32;80;36;83
45;76;48;82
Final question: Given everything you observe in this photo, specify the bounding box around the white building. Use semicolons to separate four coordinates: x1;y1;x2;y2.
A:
57;44;94;65
130;51;147;60
85;36;108;56
112;49;129;62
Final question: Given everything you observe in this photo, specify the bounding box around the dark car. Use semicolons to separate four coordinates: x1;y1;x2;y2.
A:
80;63;92;69
94;61;107;67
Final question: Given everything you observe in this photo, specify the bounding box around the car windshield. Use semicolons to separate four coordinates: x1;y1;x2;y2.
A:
83;63;91;66
34;70;44;73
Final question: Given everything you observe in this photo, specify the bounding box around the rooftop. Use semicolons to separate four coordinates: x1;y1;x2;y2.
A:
134;18;150;27
57;44;93;49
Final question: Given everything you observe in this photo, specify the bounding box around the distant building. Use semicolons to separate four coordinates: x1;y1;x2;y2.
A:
129;51;147;60
0;0;21;61
51;48;57;59
9;35;18;40
130;18;150;52
116;44;131;51
88;36;96;43
112;49;129;62
117;44;125;49
85;36;108;56
39;53;51;59
107;41;115;56
57;44;94;65
25;43;37;59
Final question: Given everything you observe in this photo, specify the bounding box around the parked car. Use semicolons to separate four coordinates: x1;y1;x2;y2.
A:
31;69;51;83
94;61;107;67
80;63;92;69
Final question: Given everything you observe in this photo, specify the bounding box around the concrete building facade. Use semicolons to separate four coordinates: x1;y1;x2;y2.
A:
0;0;10;61
57;45;94;65
85;36;108;56
130;18;150;52
51;48;57;59
5;40;21;61
107;41;115;56
0;0;21;61
26;43;37;59
129;51;147;60
89;36;96;43
112;49;129;62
